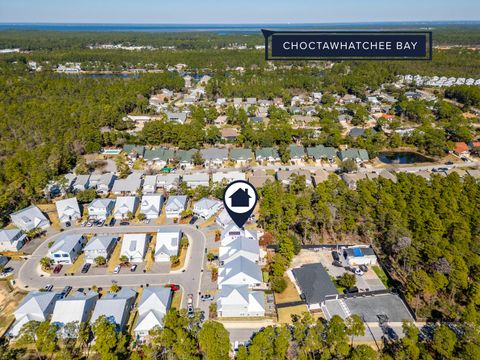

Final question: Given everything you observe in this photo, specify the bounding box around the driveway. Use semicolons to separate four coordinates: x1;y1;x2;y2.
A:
16;224;207;307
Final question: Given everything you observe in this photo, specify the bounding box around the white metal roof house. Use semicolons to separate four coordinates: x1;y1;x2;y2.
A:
218;256;263;289
140;194;164;219
0;228;27;252
219;236;260;265
142;175;158;194
10;205;50;232
113;196;138;220
49;233;86;264
182;173;209;188
221;223;257;246
7;291;60;337
51;291;99;337
90;288;136;330
120;233;148;262
87;198;115;221
165;196;188;219
55;197;81;224
111;172;143;196
83;235;117;264
154;229;182;262
212;171;246;184
217;285;265;318
193;198;223;219
134;287;172;341
216;208;233;228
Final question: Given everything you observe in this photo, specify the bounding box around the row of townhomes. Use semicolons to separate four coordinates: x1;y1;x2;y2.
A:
7;286;172;342
216;223;265;318
122;144;369;168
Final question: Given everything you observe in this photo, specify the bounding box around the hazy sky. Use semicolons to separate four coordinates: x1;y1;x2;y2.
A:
0;0;478;24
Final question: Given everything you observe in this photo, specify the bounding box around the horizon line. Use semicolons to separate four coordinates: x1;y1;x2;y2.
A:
0;20;479;25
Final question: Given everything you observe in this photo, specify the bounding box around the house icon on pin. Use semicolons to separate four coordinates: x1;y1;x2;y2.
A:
230;188;251;207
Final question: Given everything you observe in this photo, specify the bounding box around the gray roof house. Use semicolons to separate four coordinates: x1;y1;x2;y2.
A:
49;233;86;265
165;195;188;219
183;173;209;188
156;174;180;191
341;172;368;190
8;291;61;337
166;112;187;124
112;173;143;196
95;173;116;195
90;288;137;330
0;228;27;252
10;205;50;232
142;175;158;194
348;127;377;138
230;149;253;165
292;263;338;309
200;148;229;167
55;197;81;224
83;235;117;264
72;174;90;192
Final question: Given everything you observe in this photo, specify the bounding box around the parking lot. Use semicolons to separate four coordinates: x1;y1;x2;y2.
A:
324;293;414;323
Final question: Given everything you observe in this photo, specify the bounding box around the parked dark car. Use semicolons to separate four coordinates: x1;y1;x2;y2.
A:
81;263;91;274
189;216;199;225
109;218;116;227
53;264;63;274
332;260;343;267
344;287;359;294
359;264;368;272
120;221;130;226
187;304;194;318
60;286;72;298
331;251;340;261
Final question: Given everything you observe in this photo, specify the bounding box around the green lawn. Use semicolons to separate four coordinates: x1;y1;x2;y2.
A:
372;265;393;288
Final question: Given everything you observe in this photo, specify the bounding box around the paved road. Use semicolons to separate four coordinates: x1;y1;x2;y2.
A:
16;224;207;307
178;160;480;175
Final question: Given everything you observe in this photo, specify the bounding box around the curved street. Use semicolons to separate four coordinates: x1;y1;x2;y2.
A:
17;224;208;307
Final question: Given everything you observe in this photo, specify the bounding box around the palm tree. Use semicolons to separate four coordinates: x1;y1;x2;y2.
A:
40;257;52;270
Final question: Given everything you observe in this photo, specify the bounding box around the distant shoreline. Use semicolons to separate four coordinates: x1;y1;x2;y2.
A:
0;21;479;33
